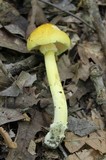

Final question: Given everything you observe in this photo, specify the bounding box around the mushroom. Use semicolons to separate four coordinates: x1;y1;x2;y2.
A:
27;23;71;149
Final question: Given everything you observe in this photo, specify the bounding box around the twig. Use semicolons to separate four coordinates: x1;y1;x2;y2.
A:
90;65;106;104
40;0;95;30
58;144;68;159
5;55;39;75
85;0;106;57
90;65;106;124
0;127;17;148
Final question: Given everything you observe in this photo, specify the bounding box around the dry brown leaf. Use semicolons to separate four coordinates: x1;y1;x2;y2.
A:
0;108;24;125
0;0;19;25
71;34;80;48
68;116;98;136
71;60;90;82
65;132;87;153
43;150;59;159
68;81;91;107
6;109;45;160
0;85;20;97
0;29;27;53
4;24;25;37
66;154;79;160
0;60;12;90
62;13;81;23
76;149;100;160
91;109;105;130
0;0;27;37
0;71;37;97
5;87;39;109
0;69;12;91
28;140;36;156
67;149;100;160
77;61;91;81
26;0;47;37
58;54;73;81
85;130;106;154
78;41;106;70
65;130;106;154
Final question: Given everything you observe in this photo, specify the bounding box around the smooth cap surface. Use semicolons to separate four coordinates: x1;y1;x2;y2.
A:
27;23;71;55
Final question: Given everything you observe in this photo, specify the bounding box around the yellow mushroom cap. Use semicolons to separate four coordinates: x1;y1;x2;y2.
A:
27;23;71;55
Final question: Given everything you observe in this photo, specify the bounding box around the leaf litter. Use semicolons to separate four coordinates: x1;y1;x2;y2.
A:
0;0;106;159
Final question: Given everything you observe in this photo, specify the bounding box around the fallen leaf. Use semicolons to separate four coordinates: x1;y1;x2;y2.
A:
86;130;106;154
91;109;105;130
24;74;37;87
65;132;86;153
26;0;47;37
71;34;80;48
66;154;79;160
0;0;28;36
43;150;59;159
5;87;39;109
0;69;12;91
68;80;90;107
78;41;106;71
0;85;20;97
71;61;90;82
6;109;45;160
0;71;37;97
15;71;36;89
68;116;98;136
0;0;19;25
4;22;26;38
0;107;24;125
62;13;81;24
77;61;90;81
28;140;36;156
76;149;100;160
58;54;74;81
0;29;27;53
65;130;106;154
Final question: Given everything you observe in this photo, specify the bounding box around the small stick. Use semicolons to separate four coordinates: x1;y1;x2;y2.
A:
0;127;17;148
90;65;106;104
5;55;38;75
90;65;106;124
59;144;68;159
85;0;106;57
40;0;95;30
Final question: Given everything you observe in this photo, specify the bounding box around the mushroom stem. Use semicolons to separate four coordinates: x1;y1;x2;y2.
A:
27;23;71;149
44;50;67;148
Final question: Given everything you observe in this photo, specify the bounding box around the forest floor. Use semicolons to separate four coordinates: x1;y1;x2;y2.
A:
0;0;106;160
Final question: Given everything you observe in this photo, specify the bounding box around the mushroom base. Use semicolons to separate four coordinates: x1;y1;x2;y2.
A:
44;122;67;149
